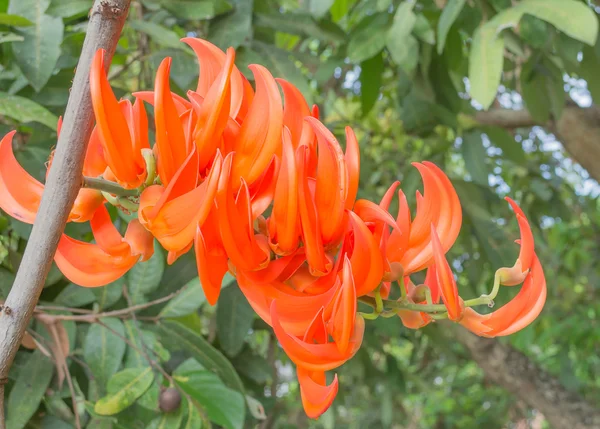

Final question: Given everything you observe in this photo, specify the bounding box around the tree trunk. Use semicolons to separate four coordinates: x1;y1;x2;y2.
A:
451;326;600;429
475;104;600;183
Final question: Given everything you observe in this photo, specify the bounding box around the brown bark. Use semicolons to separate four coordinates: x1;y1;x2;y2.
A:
452;326;600;429
0;1;131;427
475;105;600;183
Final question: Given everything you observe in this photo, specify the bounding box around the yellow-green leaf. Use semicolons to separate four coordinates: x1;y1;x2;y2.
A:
94;367;154;415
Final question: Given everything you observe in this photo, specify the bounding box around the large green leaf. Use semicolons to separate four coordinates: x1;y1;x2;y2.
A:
348;13;390;63
209;0;253;50
0;92;58;129
461;132;490;186
0;13;32;25
83;318;127;391
47;0;91;18
520;0;598;46
92;281;123;310
147;406;185;429
304;0;334;19
6;351;54;429
468;23;504;109
360;52;383;116
128;20;182;49
437;0;466;54
8;0;63;91
182;398;204;429
127;242;164;304
160;0;232;20
330;0;356;22
216;284;254;357
255;12;345;43
155;320;245;393
94;367;154;415
174;359;245;429
159;276;206;319
54;283;96;307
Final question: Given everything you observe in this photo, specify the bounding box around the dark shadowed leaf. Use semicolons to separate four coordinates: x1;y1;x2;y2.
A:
54;283;96;307
209;0;253;50
462;132;490;186
127;243;164;304
155;320;245;393
216;284;254;357
437;0;466;54
83;318;127;392
348;13;390;63
360;52;383;116
6;350;54;429
160;0;232;20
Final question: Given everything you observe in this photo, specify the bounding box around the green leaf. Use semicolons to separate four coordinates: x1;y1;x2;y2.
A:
6;351;54;429
305;0;334;19
461;132;490;186
216;284;254;357
413;14;435;45
159;277;206;318
174;359;245;429
47;0;91;18
330;0;355;22
124;321;156;368
161;0;232;20
94;367;154;415
0;92;58;129
385;3;418;71
155;320;245;393
147;406;185;429
251;41;313;104
437;0;466;54
54;283;96;307
83;318;127;391
348;13;390;63
8;0;63;92
519;0;598;46
209;0;253;50
92;281;123;310
245;395;266;420
231;349;272;384
468;23;504;109
255;12;345;43
579;45;600;103
182;398;204;429
0;13;32;25
128;20;182;49
359;52;383;116
127;242;164;304
0;32;23;43
520;56;564;122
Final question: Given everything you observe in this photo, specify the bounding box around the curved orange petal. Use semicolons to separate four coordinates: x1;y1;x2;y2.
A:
133;90;191;115
347;211;384;297
195;221;229;305
328;256;357;354
82;127;108;178
277;78;311;147
344;126;360;210
231;64;283;187
498;198;535;286
270;301;364;372
192;47;235;172
297;367;339;419
430;225;462;321
269;128;300;255
154;57;188;185
296;145;330;276
0;131;44;224
181;37;244;119
90;49;144;188
249;155;278;219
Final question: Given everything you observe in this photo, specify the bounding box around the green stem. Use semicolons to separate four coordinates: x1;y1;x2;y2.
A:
82;177;139;197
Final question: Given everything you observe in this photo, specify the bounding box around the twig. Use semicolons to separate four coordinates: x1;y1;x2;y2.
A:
82;177;139;197
0;3;131;427
34;287;184;322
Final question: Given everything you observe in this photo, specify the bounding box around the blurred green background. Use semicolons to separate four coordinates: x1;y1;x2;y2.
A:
0;0;599;428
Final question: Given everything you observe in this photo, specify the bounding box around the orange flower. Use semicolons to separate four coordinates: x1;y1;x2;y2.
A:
54;204;154;287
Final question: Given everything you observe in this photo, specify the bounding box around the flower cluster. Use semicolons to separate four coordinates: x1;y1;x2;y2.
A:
0;38;546;418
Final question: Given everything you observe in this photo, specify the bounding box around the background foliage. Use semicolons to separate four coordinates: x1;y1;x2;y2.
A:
0;0;599;428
